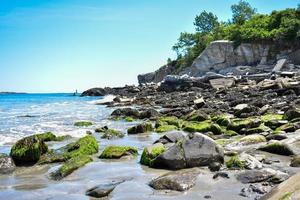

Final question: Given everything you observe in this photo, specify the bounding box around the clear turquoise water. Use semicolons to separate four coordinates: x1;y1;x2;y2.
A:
0;93;112;149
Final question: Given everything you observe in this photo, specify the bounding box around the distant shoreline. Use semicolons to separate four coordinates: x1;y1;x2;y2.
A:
0;92;27;94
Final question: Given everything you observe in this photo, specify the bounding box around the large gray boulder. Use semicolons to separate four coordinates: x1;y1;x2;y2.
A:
141;131;224;170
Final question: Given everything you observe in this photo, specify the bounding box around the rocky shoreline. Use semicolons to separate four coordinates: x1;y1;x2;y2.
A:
2;40;300;199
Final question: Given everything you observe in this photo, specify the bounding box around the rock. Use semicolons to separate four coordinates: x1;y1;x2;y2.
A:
154;131;186;144
127;122;153;134
227;118;261;133
236;168;288;184
113;96;121;103
99;146;137;159
51;155;92;180
208;162;221;172
239;153;263;170
0;154;15;174
10;135;48;165
194;97;205;108
213;171;230;179
39;135;98;165
140;143;165;167
260;172;300;200
272;58;287;72
86;181;124;198
209;78;235;89
290;155;300;167
184;110;209;122
156;116;183;128
183;121;223;135
182;133;224;168
283;107;300;121
139;109;160;119
95;127;124;139
259;141;294;156
111;108;140;118
149;168;201;191
155;125;178;133
74;121;93;127
240;184;268;198
80;87;108;96
239;134;267;145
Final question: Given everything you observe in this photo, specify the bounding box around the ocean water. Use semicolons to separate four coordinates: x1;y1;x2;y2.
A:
0;93;114;149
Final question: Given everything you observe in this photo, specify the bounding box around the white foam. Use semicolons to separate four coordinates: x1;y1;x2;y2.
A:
88;95;115;105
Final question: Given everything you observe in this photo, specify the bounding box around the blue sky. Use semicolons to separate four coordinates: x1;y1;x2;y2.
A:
0;0;299;93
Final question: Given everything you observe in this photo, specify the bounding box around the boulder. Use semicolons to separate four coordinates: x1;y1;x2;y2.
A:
236;168;289;184
141;132;224;170
0;154;16;174
209;78;235;89
86;181;124;198
10;135;48;165
259;141;294;156
99;146;137;159
95;127;124;139
149;168;201;191
80;88;108;96
127;122;153;134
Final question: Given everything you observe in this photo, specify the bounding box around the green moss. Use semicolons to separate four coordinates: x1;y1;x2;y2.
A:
261;114;283;122
182;121;223;135
259;142;294;156
213;115;231;126
155;125;178;133
239;134;266;145
63;135;99;159
158;116;183;128
140;143;165;166
244;124;269;134
99;145;138;159
227;118;260;132
36;132;57;142
279;192;292;200
51;155;92;180
224;130;238;136
74;121;93;127
38;150;66;164
127;122;153;134
96;128;124;139
184;111;209;122
275;123;296;132
10;135;48;164
226;155;245;169
124;117;134;122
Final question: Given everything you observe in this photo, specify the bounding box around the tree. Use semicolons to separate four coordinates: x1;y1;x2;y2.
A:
172;32;198;56
194;11;219;33
231;0;256;24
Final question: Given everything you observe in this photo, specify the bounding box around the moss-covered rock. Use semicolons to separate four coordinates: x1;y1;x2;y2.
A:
38;150;66;164
226;155;245;169
224;130;238;136
275;123;297;133
124;117;134;122
283;108;300;121
214;115;231;126
183;121;223;135
74;121;93;127
36;132;57;142
10;135;48;165
244;124;270;135
156;125;178;133
95;127;124;139
140;143;165;166
227;118;261;132
158;116;183;128
239;134;266;145
51;155;92;180
127;122;153;134
99;145;138;159
261;113;283;122
259;142;294;156
184;111;209;122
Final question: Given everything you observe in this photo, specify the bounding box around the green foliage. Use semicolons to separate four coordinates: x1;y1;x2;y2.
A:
194;11;219;33
169;2;299;71
231;0;257;25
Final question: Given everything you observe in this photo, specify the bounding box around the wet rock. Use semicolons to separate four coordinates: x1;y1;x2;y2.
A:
74;121;93;127
80;87;108;96
127;122;153;134
111;108;140;118
155;125;178;133
10;135;48;165
113;96;121;103
283;107;300;121
154;131;186;144
86;181;124;198
184;110;209;122
239;134;267;145
140;143;165;167
239;153;263;170
213;171;230;179
99;146;137;159
149;168;201;191
95;127;124;139
236;168;288;184
0;154;16;174
240;184;268;198
208;162;221;172
259;141;294;156
290;155;300;167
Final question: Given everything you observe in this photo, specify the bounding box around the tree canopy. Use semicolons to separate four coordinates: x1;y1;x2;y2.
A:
171;1;300;71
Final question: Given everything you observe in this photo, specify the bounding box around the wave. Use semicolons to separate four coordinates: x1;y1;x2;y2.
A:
88;95;115;105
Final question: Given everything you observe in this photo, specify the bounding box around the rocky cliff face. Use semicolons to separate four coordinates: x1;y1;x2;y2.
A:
138;40;300;84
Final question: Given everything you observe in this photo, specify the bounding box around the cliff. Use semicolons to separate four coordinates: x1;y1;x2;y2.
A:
138;40;300;85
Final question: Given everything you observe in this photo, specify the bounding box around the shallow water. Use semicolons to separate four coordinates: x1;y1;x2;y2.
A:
0;93;270;200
